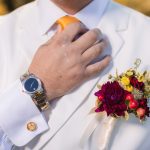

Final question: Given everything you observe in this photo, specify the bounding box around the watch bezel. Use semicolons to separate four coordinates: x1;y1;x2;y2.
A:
22;75;42;95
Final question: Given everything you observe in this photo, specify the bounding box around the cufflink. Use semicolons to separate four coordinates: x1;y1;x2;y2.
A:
27;122;37;131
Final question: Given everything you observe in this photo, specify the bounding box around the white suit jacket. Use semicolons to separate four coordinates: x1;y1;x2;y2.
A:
0;0;150;149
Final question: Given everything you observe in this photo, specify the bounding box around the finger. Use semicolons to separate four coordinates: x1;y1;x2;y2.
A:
82;40;107;65
46;22;88;45
45;25;62;44
85;56;111;77
72;28;103;53
56;24;62;33
58;22;88;43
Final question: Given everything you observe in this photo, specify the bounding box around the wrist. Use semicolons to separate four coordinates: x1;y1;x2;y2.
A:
20;72;49;111
28;68;59;101
41;79;59;101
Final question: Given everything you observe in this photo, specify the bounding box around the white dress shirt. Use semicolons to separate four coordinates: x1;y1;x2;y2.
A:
0;0;110;149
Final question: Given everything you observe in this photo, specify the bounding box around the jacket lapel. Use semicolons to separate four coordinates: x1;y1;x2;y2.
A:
28;1;130;148
99;1;129;58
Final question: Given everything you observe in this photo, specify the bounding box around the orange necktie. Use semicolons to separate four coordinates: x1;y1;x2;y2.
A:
56;15;80;30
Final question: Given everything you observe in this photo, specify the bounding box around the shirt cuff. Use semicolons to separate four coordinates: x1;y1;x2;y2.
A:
0;79;49;146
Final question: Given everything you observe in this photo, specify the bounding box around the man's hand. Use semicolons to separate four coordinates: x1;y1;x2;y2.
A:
29;23;111;100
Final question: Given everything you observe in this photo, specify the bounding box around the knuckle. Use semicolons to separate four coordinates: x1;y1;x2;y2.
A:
84;69;91;78
89;51;96;60
89;31;98;41
68;22;81;32
94;65;100;73
93;28;102;35
95;44;103;54
94;63;104;73
90;46;101;58
76;63;84;72
88;29;101;42
86;68;98;77
101;60;109;68
75;22;82;29
71;66;84;79
94;43;105;55
99;62;105;69
84;72;90;78
92;51;98;59
53;34;62;43
55;34;70;46
68;44;78;54
62;33;70;41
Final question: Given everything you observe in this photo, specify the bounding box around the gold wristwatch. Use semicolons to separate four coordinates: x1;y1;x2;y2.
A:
21;73;49;111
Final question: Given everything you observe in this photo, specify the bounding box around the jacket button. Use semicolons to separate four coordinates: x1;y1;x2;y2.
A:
27;122;37;131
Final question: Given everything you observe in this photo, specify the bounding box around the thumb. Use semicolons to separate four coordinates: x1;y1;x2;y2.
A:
56;24;62;33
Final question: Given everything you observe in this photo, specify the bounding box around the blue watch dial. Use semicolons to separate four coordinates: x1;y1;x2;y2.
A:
24;78;39;92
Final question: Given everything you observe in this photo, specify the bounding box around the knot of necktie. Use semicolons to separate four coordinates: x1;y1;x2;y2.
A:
56;15;80;30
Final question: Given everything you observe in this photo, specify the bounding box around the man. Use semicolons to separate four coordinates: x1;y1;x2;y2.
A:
0;0;149;149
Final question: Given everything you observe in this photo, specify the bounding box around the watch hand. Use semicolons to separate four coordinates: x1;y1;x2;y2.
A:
30;81;35;89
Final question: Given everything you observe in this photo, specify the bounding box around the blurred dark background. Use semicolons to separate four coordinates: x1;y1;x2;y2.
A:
5;0;33;10
0;0;150;16
0;0;33;14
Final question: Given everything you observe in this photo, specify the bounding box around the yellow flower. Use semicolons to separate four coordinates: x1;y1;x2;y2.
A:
125;85;133;92
138;75;144;82
95;98;101;107
121;76;130;86
125;111;129;120
126;70;134;76
146;71;150;79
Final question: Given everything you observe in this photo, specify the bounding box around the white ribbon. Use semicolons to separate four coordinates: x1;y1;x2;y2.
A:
97;116;116;150
80;113;117;150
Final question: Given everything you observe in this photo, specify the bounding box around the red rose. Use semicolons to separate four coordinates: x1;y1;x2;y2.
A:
130;76;144;91
95;81;128;116
139;98;147;107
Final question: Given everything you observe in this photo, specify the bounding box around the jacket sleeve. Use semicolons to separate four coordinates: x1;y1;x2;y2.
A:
0;79;49;147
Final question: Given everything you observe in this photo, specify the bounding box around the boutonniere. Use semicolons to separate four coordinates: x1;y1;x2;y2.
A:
81;59;150;150
94;58;150;121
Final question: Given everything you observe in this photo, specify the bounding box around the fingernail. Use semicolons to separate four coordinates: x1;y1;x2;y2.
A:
93;28;104;43
94;28;101;34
